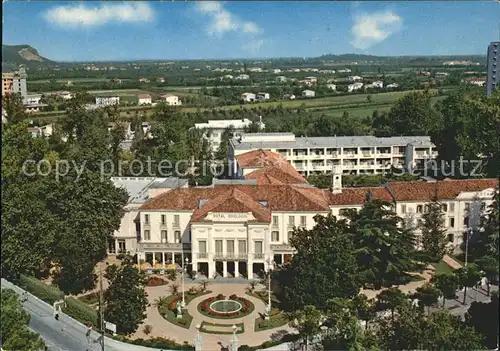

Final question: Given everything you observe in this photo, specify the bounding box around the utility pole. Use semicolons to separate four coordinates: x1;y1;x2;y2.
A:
99;266;105;351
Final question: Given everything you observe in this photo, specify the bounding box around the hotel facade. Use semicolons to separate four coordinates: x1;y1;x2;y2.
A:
110;149;498;280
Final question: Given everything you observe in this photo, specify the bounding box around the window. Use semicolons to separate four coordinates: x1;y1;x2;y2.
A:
288;216;295;226
401;205;407;214
174;215;180;225
144;230;150;240
161;215;166;224
465;203;470;211
481;202;486;211
447;234;454;243
238;240;247;254
227;240;234;253
449;218;455;228
416;205;423;213
215;240;223;254
449;203;455;212
118;240;126;253
271;231;279;242
199;240;207;253
424;205;429;213
145;214;150;224
272;216;279;226
441;204;448;212
255;241;263;254
300;216;306;226
463;217;469;226
161;230;167;242
174;231;181;243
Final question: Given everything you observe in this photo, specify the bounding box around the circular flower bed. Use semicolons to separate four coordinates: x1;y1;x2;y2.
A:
147;276;167;287
197;294;254;319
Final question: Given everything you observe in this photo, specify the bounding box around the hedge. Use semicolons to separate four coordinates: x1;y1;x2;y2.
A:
63;296;98;326
19;275;64;304
239;334;300;351
120;337;194;350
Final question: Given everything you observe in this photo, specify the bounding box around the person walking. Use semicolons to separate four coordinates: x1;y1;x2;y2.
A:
86;323;93;342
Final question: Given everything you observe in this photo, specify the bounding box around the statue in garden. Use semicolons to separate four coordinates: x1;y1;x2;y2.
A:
176;301;183;318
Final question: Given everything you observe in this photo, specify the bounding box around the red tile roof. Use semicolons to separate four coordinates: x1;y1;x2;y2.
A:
324;187;393;206
140;184;331;213
191;188;271;222
237;149;307;185
387;179;498;201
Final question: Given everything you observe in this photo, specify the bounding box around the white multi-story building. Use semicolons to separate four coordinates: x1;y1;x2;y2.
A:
23;94;42;105
348;82;364;92
159;94;182;106
194;118;265;151
128;150;497;279
229;132;437;177
108;177;189;255
96;95;120;106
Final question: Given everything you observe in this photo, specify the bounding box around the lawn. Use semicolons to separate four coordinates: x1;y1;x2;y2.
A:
254;313;289;332
431;260;455;274
157;290;212;329
200;321;245;335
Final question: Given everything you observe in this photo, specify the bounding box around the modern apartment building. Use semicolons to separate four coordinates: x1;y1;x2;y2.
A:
229;133;437;177
127;150;497;280
487;41;499;96
2;67;27;97
195;118;265;151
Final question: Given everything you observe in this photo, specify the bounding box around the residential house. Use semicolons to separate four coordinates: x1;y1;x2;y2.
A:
156;77;166;83
158;94;182;106
256;92;270;101
241;93;256;102
348;75;363;82
365;81;384;89
283;94;296;100
137;94;152;105
386;83;399;89
348;82;364;92
96;96;120;106
301;90;315;98
326;84;336;91
235;74;250;80
276;76;287;83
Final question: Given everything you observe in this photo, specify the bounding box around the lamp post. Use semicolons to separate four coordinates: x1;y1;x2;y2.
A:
464;227;473;267
265;259;274;320
181;257;190;308
194;324;203;351
230;324;238;351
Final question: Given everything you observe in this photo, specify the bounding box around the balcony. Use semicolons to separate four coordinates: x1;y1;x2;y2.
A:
138;242;191;250
270;244;294;252
311;164;324;169
312;154;325;158
254;253;265;259
214;252;224;259
343;153;358;158
197;252;208;259
173;222;180;228
342;164;357;169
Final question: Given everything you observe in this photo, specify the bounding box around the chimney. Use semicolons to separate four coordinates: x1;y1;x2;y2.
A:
331;165;342;194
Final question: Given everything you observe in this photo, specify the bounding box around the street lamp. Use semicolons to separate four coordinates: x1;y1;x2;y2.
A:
464;227;473;267
194;324;203;351
230;324;238;351
265;259;274;320
181;257;190;308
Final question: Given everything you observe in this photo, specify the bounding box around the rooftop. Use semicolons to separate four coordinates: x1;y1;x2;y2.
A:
111;177;188;204
195;118;254;129
232;134;434;150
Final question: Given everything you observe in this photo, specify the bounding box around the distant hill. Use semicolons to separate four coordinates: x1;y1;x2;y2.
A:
2;45;53;65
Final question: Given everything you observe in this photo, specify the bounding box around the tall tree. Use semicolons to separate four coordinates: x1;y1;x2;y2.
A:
104;255;148;334
385;91;439;136
375;287;408;321
419;194;448;262
466;291;499;349
431;272;459;307
411;282;441;313
455;264;482;305
277;214;361;311
1;92;27;124
345;198;417;289
288;305;322;350
1;289;46;350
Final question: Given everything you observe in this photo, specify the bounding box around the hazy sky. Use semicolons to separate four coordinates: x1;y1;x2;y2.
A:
3;1;500;61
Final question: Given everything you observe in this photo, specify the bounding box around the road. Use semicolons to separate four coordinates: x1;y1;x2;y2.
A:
0;279;171;351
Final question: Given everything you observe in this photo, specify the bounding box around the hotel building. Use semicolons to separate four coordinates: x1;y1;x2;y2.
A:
229;133;437;177
112;150;497;280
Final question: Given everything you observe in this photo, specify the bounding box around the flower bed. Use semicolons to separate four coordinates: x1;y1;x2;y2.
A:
147;276;167;287
197;294;254;319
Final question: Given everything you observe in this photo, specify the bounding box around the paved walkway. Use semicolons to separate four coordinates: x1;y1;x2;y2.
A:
442;254;463;270
135;282;295;350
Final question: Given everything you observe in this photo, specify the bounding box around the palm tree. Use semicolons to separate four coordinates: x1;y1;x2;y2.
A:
170;283;180;295
199;281;209;292
154;296;168;307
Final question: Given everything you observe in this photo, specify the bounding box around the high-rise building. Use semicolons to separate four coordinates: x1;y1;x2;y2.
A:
486;41;499;96
1;67;27;97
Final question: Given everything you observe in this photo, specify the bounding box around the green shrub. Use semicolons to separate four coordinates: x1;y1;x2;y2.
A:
19;275;63;304
63;297;98;326
129;337;194;350
78;292;100;305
